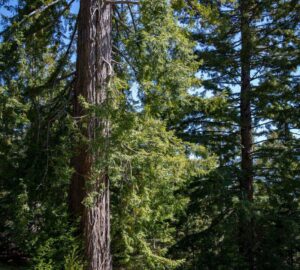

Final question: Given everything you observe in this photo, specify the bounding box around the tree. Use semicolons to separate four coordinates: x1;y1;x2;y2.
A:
69;1;112;269
1;0;297;269
69;0;215;269
2;0;205;268
0;1;76;267
171;0;300;268
239;1;255;267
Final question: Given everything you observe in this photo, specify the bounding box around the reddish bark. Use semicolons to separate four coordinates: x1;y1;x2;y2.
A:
70;0;112;269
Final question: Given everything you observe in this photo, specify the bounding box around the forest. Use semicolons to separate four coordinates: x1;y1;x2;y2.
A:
0;0;299;269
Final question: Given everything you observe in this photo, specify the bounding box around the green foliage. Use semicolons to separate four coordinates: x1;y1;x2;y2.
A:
108;1;215;268
1;0;298;269
64;247;84;270
110;116;215;270
0;1;78;268
171;0;300;269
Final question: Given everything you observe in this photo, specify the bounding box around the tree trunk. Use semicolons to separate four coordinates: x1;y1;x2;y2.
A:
239;0;254;269
70;0;112;269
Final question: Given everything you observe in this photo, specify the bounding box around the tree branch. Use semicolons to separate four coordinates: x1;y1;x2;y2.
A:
106;0;139;5
19;0;62;24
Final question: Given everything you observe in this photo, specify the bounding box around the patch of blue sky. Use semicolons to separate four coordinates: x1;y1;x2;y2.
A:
0;0;17;25
0;0;17;16
127;81;142;111
70;0;79;14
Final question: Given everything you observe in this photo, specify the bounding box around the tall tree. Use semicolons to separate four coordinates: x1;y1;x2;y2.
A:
239;0;254;267
1;0;204;269
171;0;300;269
70;0;112;269
70;0;204;269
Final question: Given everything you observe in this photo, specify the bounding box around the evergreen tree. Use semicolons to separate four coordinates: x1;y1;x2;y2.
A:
1;0;212;269
0;0;298;269
171;0;300;269
0;1;77;267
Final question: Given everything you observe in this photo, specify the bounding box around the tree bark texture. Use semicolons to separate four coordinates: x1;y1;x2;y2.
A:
239;0;254;269
70;0;112;269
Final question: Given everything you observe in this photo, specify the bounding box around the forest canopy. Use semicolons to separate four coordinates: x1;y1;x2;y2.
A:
0;0;299;269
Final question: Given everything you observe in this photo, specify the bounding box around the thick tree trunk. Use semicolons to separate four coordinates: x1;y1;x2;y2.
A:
239;0;254;269
70;0;112;269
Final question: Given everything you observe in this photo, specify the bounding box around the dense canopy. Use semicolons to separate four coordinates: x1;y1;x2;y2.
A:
0;0;299;269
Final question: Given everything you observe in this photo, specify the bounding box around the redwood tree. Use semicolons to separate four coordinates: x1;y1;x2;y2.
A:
70;0;112;269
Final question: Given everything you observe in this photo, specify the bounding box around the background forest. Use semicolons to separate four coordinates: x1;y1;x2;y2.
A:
0;0;299;269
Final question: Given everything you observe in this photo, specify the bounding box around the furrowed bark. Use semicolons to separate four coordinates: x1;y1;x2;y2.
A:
239;0;254;269
70;0;112;269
